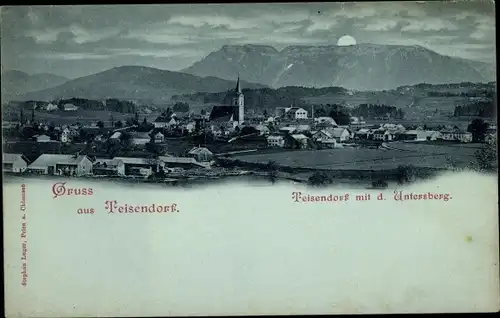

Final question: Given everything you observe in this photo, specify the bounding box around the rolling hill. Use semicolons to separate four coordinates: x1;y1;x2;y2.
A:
13;66;267;103
1;70;69;100
182;44;495;91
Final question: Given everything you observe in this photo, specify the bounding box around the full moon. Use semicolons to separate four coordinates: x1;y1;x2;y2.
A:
337;35;357;46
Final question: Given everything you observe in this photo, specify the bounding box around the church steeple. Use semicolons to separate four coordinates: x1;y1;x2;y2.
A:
235;74;241;94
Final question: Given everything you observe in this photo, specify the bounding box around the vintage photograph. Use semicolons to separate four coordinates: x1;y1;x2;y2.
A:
2;3;499;316
1;2;497;188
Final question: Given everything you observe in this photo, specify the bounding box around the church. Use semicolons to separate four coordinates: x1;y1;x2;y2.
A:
209;76;245;128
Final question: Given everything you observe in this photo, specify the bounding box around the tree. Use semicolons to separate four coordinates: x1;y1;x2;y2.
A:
266;160;279;184
97;121;104;128
119;132;132;148
396;164;417;185
472;136;497;172
467;119;489;143
308;171;333;186
173;102;190;113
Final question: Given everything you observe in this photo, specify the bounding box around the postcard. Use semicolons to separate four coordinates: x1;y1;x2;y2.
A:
2;2;499;316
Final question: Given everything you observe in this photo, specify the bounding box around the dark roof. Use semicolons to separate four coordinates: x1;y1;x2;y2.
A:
209;106;239;122
154;115;170;123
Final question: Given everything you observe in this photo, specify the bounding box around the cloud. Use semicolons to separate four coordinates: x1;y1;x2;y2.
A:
103;48;205;59
401;18;459;32
1;2;496;77
361;20;398;32
30;52;112;60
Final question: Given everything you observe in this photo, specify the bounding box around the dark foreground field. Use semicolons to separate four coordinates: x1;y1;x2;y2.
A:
232;142;478;170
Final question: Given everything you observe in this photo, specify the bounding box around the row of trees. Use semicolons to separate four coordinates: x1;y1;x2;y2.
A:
427;89;494;98
454;100;495;118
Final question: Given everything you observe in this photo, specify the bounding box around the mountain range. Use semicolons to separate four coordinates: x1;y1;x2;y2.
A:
10;66;266;103
2;43;495;104
1;70;69;100
183;44;495;91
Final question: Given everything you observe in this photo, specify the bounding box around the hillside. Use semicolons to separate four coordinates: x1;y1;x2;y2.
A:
175;81;496;121
13;66;267;103
1;70;69;100
182;44;495;91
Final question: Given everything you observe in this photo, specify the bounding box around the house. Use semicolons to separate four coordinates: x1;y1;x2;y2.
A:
154;132;165;143
312;129;333;141
63;103;78;111
35;134;51;142
187;147;213;162
315;117;337;126
3;153;29;173
94;134;105;142
255;124;270;136
267;135;285;147
279;126;297;134
440;129;472;143
112;157;159;176
285;107;308;120
28;154;93;176
312;130;337;148
185;122;196;134
289;134;309;149
373;129;395;141
154;114;172;128
130;132;151;145
60;128;71;143
354;128;371;139
45;103;58;111
330;127;350;142
295;124;311;132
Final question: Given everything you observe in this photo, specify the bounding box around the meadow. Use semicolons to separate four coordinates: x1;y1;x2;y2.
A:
232;143;478;170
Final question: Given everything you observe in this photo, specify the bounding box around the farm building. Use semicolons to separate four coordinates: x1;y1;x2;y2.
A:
64;103;78;111
158;156;210;169
440;130;472;143
3;153;30;173
28;154;93;176
400;130;428;141
112;157;159;176
187;147;213;162
34;134;51;142
93;158;120;176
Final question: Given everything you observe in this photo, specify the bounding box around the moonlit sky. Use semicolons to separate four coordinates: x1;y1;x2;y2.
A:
0;2;496;79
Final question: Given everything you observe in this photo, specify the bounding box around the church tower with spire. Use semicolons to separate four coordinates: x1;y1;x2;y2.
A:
231;76;244;124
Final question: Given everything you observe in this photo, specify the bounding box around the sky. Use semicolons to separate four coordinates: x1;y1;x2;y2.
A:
1;1;496;79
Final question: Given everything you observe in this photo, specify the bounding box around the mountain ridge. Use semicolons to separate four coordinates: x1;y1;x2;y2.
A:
11;65;267;103
1;70;69;100
182;43;495;91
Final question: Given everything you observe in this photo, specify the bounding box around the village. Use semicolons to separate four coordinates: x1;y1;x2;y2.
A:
2;77;497;184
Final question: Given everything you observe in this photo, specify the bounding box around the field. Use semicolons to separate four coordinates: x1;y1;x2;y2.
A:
232;142;479;171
